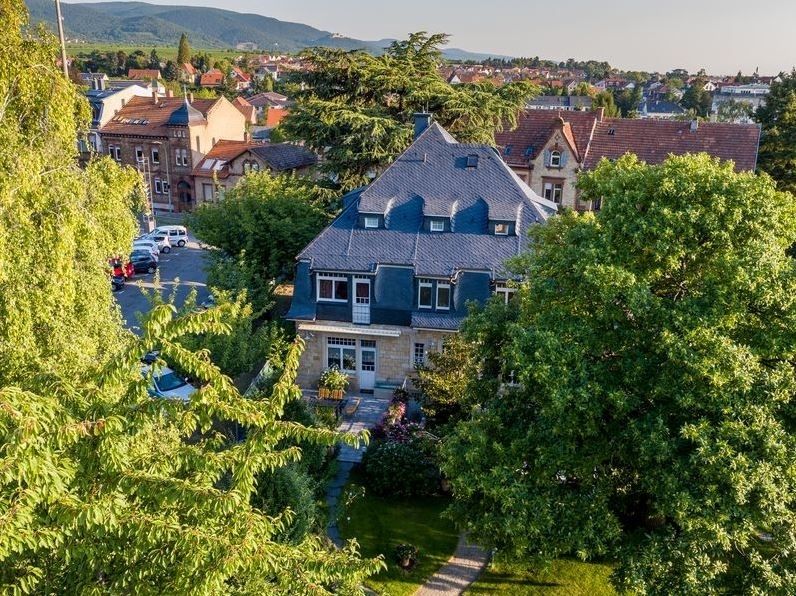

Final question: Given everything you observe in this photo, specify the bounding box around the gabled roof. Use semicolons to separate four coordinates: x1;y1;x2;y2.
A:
231;66;251;82
247;91;289;108
200;69;225;87
297;121;555;277
181;62;197;75
99;95;218;136
495;110;600;165
127;68;161;80
585;119;761;172
192;140;317;178
232;96;255;122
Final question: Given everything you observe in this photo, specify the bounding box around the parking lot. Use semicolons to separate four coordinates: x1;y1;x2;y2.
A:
114;235;211;334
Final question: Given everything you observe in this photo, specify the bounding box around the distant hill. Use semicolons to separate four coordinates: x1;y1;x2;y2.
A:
25;0;510;61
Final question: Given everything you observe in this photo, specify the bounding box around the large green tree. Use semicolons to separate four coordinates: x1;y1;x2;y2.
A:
680;77;713;117
756;69;796;195
187;172;330;310
441;154;796;594
281;32;538;189
177;32;191;65
0;3;381;592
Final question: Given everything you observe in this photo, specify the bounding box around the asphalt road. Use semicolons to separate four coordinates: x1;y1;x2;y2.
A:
114;237;211;334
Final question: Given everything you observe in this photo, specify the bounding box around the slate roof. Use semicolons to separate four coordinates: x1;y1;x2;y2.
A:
100;96;217;137
411;312;466;331
495;109;599;166
247;92;289;108
297;122;555;278
585;118;761;172
527;95;594;110
640;99;686;115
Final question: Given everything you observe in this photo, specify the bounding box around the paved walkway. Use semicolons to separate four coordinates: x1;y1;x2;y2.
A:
414;534;490;596
325;391;391;546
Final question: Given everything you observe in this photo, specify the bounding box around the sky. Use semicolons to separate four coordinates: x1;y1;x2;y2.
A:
73;0;796;75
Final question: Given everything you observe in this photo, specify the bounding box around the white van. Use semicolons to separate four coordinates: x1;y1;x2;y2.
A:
153;225;188;247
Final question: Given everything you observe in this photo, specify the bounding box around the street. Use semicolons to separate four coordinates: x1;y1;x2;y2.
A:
114;236;211;333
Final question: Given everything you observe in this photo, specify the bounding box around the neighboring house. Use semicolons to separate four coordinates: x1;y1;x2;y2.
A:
127;68;161;81
526;95;594;111
231;66;251;91
247;91;290;126
200;69;225;88
496;109;761;211
638;99;687;119
81;79;151;156
98;93;246;212
79;72;108;87
711;83;770;122
286;114;557;392
192;139;317;204
232;96;256;124
109;78;166;95
179;62;198;85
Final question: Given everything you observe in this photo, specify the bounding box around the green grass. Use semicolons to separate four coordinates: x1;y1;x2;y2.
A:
66;43;251;62
338;476;460;596
467;557;616;595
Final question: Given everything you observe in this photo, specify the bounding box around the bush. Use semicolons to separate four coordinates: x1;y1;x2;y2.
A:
394;543;419;570
251;464;317;544
363;439;440;497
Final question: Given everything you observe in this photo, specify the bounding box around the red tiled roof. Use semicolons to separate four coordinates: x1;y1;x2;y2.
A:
232;66;251;82
193;139;257;178
232;96;255;123
265;106;288;128
99;95;219;137
128;68;161;80
181;63;197;75
584;119;761;172
495;110;600;165
200;69;225;87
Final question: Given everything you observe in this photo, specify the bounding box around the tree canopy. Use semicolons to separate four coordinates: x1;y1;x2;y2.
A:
441;153;796;594
756;69;796;195
177;32;191;65
281;32;539;189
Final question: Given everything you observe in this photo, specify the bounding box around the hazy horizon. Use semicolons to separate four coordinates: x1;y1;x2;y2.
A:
65;0;796;75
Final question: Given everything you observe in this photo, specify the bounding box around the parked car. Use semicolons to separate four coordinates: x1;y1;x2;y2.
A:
111;275;125;292
132;239;160;259
147;232;172;253
130;251;158;274
141;363;196;402
152;225;188;247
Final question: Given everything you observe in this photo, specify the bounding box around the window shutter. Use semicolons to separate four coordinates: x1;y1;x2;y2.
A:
544;149;551;166
561;151;569;167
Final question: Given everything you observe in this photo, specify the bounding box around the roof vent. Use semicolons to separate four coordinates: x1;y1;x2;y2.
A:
608;128;616;135
466;154;479;169
690;119;699;132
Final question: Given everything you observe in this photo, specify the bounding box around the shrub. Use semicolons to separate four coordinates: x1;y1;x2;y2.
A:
251;464;317;544
319;366;349;391
363;439;440;497
394;543;419;569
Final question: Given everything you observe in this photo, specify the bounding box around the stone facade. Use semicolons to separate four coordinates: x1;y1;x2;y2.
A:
296;321;453;392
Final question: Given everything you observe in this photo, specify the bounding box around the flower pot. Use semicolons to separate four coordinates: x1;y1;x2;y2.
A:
332;389;344;400
319;387;330;399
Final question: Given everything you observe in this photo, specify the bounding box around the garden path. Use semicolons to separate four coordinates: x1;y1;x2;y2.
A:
325;391;392;546
414;534;490;596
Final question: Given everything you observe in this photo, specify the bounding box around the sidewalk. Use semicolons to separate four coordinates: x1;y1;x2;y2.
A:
414;534;490;596
325;391;391;546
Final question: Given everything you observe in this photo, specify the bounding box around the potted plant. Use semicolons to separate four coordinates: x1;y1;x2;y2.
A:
394;543;419;570
319;366;349;400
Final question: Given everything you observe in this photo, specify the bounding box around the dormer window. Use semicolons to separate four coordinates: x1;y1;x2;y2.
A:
466;154;479;169
494;223;509;235
430;220;444;232
363;216;379;229
550;150;562;168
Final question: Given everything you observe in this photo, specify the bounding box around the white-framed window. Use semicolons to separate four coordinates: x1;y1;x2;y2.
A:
135;146;144;162
180;149;189;166
550;150;562;168
418;279;433;309
162;180;170;194
317;273;349;302
436;283;451;310
151;147;160;164
429;219;444;232
414;343;426;366
109;145;121;161
154;178;162;194
327;337;356;372
543;182;563;204
363;216;379;229
494;223;509;235
495;282;517;305
202;183;214;201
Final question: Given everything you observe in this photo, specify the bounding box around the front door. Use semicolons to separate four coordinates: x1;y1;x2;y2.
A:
353;278;371;324
359;340;376;391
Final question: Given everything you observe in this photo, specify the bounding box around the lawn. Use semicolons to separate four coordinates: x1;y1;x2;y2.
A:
337;476;460;596
467;557;616;595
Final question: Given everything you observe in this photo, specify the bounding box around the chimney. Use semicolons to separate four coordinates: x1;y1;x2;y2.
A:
165;89;173;98
98;77;106;91
413;112;432;140
152;90;159;105
690;119;699;132
188;92;194;103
